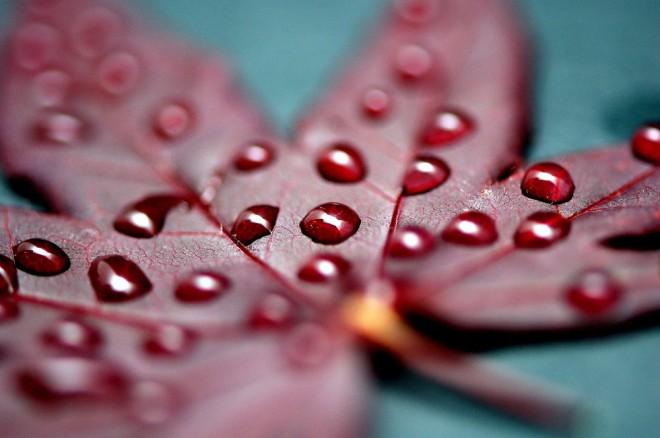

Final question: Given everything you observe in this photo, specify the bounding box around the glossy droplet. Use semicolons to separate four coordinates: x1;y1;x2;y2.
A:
174;271;229;303
297;253;351;283
13;23;59;71
233;141;275;171
231;205;279;245
419;109;473;147
395;0;436;24
521;162;575;204
128;380;178;425
0;255;18;296
394;44;433;82
97;51;140;96
317;143;367;183
33;111;87;145
565;269;623;316
402;155;450;195
282;323;332;368
0;300;20;322
13;238;70;276
113;194;185;238
41;317;103;355
442;211;498;246
15;357;127;404
361;87;391;119
388;226;435;258
153;101;194;140
89;255;152;303
32;69;70;107
514;211;571;249
71;6;121;58
300;202;361;245
631;122;660;165
249;294;295;329
143;325;195;357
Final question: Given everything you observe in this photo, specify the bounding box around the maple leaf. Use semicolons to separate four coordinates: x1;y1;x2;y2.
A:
0;0;657;436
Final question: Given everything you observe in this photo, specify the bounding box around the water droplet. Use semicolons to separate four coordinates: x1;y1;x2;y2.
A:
231;205;279;245
631;122;660;165
33;110;87;145
13;238;70;276
402;155;450;195
153;101;194;140
0;255;18;296
13;23;59;71
514;211;571;249
441;211;498;246
316;143;367;183
282;323;332;368
521;162;575;204
41;317;103;355
97;51;140;96
419;109;473;147
143;325;195;357
395;0;436;24
174;271;229;303
15;357;127;404
233;141;275;171
388;226;435;258
0;300;20;322
32;69;70;106
88;255;152;303
113;194;185;238
297;253;351;283
300;202;361;245
394;44;433;82
361;87;391;119
248;294;295;330
71;6;121;58
565;269;622;316
128;380;177;425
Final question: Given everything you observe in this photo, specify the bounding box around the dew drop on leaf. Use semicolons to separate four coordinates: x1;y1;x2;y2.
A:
88;255;152;303
113;194;185;238
97;51;140;96
0;255;19;296
361;87;391;119
300;202;361;245
12;22;59;71
395;0;436;25
71;6;121;58
441;211;498;246
419;109;473;147
394;44;433;82
13;238;70;276
174;271;230;303
231;205;279;245
32;69;70;107
521;162;575;204
248;294;295;330
233;141;275;171
316;143;367;183
142;325;195;358
564;269;623;316
153;101;195;140
631;122;660;165
297;253;351;283
402;155;450;195
41;317;103;356
514;211;571;249
388;225;435;258
33;110;87;145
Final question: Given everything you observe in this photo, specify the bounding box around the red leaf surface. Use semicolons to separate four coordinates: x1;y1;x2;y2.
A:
0;0;657;436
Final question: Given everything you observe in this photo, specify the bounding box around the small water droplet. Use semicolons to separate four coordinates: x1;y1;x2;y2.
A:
233;141;275;171
282;323;332;368
395;0;436;24
32;69;70;106
565;269;622;316
142;325;195;357
231;205;279;245
97;51;140;96
153;101;194;140
521;162;575;204
113;194;185;238
13;238;70;276
419;109;473;147
297;253;351;283
514;211;571;249
402;155;450;195
71;6;121;58
174;271;229;303
317;143;367;183
89;255;152;303
33;110;87;145
388;226;435;258
0;255;18;296
128;380;178;425
13;23;59;71
394;44;433;82
300;202;361;245
361;87;391;119
441;211;498;246
631;122;660;165
41;317;103;355
0;300;20;322
248;294;295;329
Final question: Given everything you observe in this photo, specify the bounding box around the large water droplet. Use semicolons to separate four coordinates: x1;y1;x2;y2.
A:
0;255;18;296
248;294;295;330
514;211;571;249
316;143;367;183
32;69;70;107
631;122;660;165
41;317;103;356
113;194;185;238
565;269;622;316
300;202;361;245
89;255;152;303
231;205;279;245
388;226;435;258
394;44;433;82
419;109;473;147
174;271;229;303
97;51;140;96
13;23;59;71
71;6;121;58
143;325;195;357
153;101;195;140
297;253;351;283
521;162;575;204
13;238;70;276
441;211;498;246
128;380;178;425
402;155;450;195
233;141;275;171
33;110;87;145
361;87;391;119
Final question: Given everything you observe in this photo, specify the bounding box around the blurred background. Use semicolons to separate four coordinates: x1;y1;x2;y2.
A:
0;0;659;436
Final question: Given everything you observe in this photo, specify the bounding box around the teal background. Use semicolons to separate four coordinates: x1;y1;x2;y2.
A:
1;0;659;436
